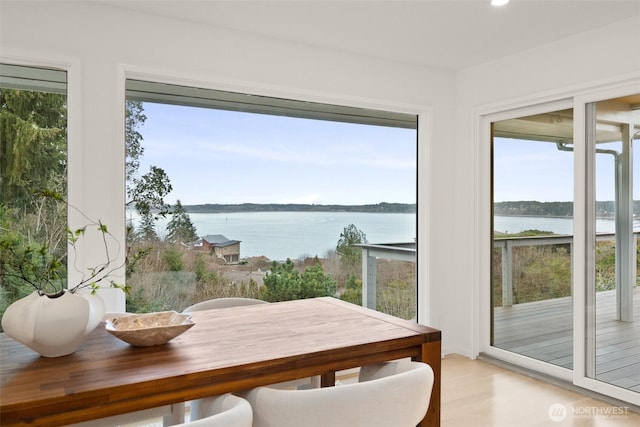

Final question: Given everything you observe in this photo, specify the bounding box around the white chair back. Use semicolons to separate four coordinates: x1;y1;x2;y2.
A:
176;394;252;427
183;297;267;312
242;360;434;427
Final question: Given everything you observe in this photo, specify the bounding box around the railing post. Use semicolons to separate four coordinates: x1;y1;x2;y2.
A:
361;248;377;310
501;241;513;307
617;122;634;322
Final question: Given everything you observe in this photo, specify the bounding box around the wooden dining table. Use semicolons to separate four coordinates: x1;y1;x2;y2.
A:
0;297;441;427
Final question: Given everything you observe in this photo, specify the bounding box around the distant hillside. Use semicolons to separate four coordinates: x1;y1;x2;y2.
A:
494;200;640;218
184;202;416;214
494;201;572;217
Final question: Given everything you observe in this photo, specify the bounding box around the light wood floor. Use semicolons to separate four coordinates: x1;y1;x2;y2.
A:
443;354;640;426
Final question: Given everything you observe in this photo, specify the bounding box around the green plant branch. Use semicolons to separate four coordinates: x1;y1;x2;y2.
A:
0;190;130;297
68;223;125;294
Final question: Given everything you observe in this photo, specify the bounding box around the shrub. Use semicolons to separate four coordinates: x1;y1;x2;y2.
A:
163;247;184;271
261;258;336;302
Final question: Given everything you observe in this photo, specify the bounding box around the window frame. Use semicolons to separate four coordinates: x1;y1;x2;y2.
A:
122;74;431;323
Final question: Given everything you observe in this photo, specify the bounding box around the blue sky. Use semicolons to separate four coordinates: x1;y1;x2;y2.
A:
494;138;574;202
136;102;417;206
136;102;637;206
494;137;639;203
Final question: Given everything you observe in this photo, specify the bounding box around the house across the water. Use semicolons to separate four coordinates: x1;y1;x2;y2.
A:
193;234;241;263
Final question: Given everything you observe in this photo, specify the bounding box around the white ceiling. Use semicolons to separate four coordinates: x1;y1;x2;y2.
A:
102;0;640;71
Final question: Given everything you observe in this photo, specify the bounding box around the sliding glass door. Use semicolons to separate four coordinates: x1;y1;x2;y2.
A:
486;89;640;407
491;107;574;369
584;95;639;393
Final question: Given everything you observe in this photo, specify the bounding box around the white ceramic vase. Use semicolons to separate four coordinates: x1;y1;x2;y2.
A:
1;290;105;357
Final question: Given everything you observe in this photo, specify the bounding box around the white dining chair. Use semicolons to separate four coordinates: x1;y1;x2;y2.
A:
182;297;268;312
240;360;434;427
176;394;252;427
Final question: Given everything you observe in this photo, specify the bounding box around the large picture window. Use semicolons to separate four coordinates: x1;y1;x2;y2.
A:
124;80;418;319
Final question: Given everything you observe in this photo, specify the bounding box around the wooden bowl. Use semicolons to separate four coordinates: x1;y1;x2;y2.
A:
105;311;195;346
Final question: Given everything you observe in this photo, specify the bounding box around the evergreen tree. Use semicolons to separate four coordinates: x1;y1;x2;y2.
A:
0;89;67;208
138;212;159;242
299;257;337;298
261;259;301;302
336;224;368;272
340;273;362;306
166;200;197;243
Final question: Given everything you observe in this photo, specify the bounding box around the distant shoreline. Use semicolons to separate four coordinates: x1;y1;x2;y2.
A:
183;202;416;214
494;200;639;218
496;214;625;220
175;200;637;216
495;214;572;219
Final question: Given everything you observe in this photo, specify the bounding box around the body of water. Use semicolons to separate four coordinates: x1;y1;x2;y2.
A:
147;211;416;261
494;215;640;235
135;212;637;261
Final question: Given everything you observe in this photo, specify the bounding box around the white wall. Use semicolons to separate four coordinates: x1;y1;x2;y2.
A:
450;15;640;357
7;2;635;358
0;1;456;342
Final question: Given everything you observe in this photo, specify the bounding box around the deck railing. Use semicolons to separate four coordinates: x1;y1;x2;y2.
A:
357;242;416;312
494;234;572;308
494;232;638;319
357;233;637;321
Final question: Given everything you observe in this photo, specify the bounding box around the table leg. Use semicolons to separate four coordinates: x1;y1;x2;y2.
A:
320;371;336;387
418;340;441;427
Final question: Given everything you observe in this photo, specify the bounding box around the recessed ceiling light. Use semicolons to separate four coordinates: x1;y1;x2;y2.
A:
492;0;510;6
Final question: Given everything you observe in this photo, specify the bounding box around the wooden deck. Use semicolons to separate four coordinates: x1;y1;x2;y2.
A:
493;287;640;392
